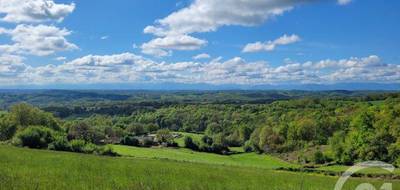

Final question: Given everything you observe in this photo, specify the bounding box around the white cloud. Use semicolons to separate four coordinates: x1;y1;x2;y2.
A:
243;34;301;53
55;56;67;61
0;0;75;23
144;0;310;36
0;24;78;56
101;36;109;40
1;53;398;85
193;53;211;60
141;35;207;57
0;54;29;80
338;0;352;5
142;0;311;56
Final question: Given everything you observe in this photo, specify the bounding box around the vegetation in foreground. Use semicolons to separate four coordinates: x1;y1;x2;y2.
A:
1;145;398;190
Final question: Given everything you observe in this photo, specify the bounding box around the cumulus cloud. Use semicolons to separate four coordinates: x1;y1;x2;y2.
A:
142;0;312;56
0;54;29;81
0;0;75;23
141;35;207;57
0;24;78;56
193;53;211;60
242;34;301;53
1;53;398;86
144;0;311;36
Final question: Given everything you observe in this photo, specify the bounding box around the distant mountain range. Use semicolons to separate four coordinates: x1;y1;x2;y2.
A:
1;83;399;91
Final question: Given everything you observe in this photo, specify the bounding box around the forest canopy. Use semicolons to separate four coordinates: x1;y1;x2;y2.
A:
0;90;399;165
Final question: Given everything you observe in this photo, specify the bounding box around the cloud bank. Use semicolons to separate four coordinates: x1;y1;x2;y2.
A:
1;53;398;86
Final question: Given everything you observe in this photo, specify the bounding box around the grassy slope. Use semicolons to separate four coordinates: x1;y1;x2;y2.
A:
175;132;204;147
1;145;398;190
113;145;297;169
318;165;400;175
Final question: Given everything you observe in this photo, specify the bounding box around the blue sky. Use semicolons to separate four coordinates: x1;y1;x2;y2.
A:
0;0;399;89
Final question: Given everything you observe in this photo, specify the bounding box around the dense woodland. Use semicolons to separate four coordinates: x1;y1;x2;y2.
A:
0;90;400;166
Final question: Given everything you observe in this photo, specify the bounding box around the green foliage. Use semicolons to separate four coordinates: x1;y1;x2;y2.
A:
155;129;173;144
140;137;155;147
120;135;140;146
48;134;71;151
9;103;60;130
97;145;119;156
15;126;54;149
243;141;254;152
126;123;146;135
313;149;326;164
70;139;86;153
184;136;198;150
2;92;400;164
0;116;17;141
67;122;105;144
82;143;98;154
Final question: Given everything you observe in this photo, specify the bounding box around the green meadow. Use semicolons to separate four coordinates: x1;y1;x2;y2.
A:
112;144;297;169
1;145;399;190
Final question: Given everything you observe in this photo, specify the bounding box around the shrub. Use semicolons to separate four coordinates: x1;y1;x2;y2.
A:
0;118;17;141
167;141;178;147
97;145;119;156
156;129;173;143
243;141;254;152
48;134;71;151
120;135;140;146
70;139;86;153
140;137;154;147
201;135;213;146
313;150;326;164
67;122;105;144
15;126;54;149
184;136;199;150
83;143;98;154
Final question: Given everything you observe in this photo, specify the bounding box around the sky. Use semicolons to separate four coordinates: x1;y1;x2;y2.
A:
0;0;399;89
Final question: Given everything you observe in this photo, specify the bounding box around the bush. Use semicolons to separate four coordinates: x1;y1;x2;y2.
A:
48;134;71;151
156;129;173;144
167;141;178;147
120;135;140;146
184;136;199;150
140;137;154;147
313;150;326;164
0;119;17;141
243;141;254;152
83;143;98;154
97;145;119;156
201;135;213;146
67;122;105;144
15;126;54;149
70;139;86;153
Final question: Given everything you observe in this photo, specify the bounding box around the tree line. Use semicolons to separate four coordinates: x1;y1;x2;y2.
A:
0;94;400;165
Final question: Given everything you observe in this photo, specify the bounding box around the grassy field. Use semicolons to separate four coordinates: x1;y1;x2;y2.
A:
113;145;400;176
1;145;399;190
318;165;400;175
112;145;297;169
174;132;204;147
